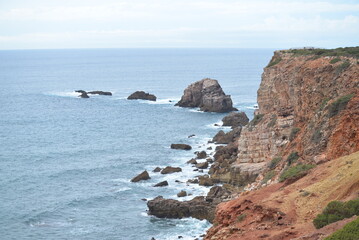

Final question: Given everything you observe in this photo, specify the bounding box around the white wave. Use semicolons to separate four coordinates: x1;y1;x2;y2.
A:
145;98;180;105
114;187;131;193
45;91;80;98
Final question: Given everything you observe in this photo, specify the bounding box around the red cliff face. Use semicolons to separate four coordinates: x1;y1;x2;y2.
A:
205;50;359;239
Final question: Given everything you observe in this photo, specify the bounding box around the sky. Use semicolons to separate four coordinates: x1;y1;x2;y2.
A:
0;0;358;50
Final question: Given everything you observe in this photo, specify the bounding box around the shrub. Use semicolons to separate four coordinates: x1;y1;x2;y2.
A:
250;114;264;126
313;199;359;229
289;127;301;141
287;152;300;165
262;170;276;183
335;60;351;74
269;157;282;170
286;47;359;58
279;164;315;182
330;58;341;64
237;213;247;222
328;94;354;117
267;56;282;67
324;217;359;240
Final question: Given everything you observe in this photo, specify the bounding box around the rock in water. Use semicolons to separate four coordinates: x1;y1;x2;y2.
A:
131;170;150;182
177;190;187;197
79;92;90;98
222;112;249;128
170;144;192;150
196;161;209;169
154;181;168;187
161;166;182;174
197;151;207;159
127;91;156;101
88;91;112;96
175;78;237;113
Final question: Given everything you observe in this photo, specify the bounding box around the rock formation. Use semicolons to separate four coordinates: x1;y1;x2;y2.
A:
221;112;249;128
127;91;156;101
175;78;237;112
153;181;168;187
160;166;182;174
75;90;112;98
131;170;150;182
170;144;192;150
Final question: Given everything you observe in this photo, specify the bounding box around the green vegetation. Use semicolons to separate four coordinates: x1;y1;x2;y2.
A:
313;199;359;229
289;127;301;141
267;56;282;67
328;94;354;118
262;170;276;184
287;152;300;165
330;57;341;64
312;129;322;144
269;157;282;170
335;60;351;74
237;213;247;222
286;47;359;58
267;115;277;128
279;164;315;182
324;217;359;240
250;114;264;126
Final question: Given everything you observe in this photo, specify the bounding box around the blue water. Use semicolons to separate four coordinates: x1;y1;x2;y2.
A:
0;49;273;240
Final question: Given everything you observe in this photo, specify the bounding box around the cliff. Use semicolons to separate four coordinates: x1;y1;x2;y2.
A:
205;48;359;239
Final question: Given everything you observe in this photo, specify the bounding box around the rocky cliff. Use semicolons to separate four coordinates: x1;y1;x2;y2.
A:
205;48;359;239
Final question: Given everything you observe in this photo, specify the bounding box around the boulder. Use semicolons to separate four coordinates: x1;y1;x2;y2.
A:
212;127;242;144
127;91;156;101
147;196;215;222
198;176;214;186
161;166;182;174
188;134;196;138
153;167;162;172
154;181;168;187
222;112;249;128
88;91;112;96
187;159;198;164
171;144;192;150
175;78;237;113
187;178;199;184
196;161;209;169
177;190;187;197
196;151;207;159
131;170;150;182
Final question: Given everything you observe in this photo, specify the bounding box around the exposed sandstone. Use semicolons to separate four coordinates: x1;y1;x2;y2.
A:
175;78;237;112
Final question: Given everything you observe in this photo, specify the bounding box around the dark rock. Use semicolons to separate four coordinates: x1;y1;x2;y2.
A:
154;181;168;187
79;92;90;98
153;167;162;172
206;158;214;163
207;147;212;150
187;159;197;164
198;170;204;173
196;151;207;159
212;127;242;144
196;161;209;169
188;134;196;138
175;180;182;183
193;169;199;171
141;198;147;201
88;91;112;96
187;179;199;184
222;112;249;128
127;91;156;101
75;90;87;94
198;176;214;186
147;196;215;222
170;144;192;150
175;78;237;113
177;190;187;197
131;170;150;182
161;166;182;174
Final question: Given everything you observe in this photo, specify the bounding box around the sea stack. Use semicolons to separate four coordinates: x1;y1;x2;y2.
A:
175;78;237;113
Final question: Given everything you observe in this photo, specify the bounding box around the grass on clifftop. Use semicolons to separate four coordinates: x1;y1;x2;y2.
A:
324;217;359;240
279;164;315;182
286;46;359;58
313;199;359;229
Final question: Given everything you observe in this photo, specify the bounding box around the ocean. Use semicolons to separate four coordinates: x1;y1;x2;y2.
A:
0;48;273;240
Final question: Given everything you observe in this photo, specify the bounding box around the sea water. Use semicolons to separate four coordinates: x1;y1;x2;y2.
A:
0;48;273;240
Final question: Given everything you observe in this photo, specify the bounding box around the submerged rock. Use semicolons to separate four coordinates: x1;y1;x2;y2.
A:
127;91;156;101
131;170;150;182
170;144;192;150
175;78;237;113
161;166;182;174
222;112;249;128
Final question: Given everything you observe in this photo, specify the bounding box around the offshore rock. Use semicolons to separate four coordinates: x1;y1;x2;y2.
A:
222;112;249;128
79;92;89;98
153;181;168;187
127;91;156;101
131;170;150;182
175;78;237;113
196;151;207;159
171;144;192;150
88;90;112;96
161;166;182;174
177;190;187;197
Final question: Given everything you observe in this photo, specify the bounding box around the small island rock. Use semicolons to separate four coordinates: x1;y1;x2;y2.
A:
161;166;182;174
127;91;156;101
131;170;150;182
171;144;192;150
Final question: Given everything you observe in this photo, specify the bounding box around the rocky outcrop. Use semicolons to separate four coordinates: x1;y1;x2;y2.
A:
127;91;156;101
196;151;207;159
79;92;89;98
131;170;150;182
170;144;192;150
160;166;182;174
222;112;249;128
175;78;237;112
212;127;242;144
88;91;112;96
153;181;168;187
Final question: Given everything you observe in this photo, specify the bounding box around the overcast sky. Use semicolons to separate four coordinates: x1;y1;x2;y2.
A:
0;0;358;49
